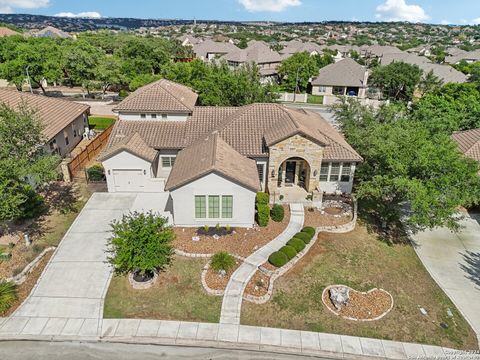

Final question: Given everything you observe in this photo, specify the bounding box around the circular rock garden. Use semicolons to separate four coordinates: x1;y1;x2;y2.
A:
322;285;394;321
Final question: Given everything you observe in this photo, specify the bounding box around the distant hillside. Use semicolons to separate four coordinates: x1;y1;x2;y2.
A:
0;13;240;32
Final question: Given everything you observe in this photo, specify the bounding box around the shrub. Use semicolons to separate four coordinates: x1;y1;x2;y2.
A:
270;204;285;222
268;251;289;268
256;192;269;205
118;89;129;97
87;165;105;182
0;282;17;313
279;245;297;260
210;251;236;272
257;204;270;227
20;188;46;219
287;238;306;252
302;227;316;238
294;232;312;244
107;211;175;276
32;243;45;254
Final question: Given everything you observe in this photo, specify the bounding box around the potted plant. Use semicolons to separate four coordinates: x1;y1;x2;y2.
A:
107;211;174;288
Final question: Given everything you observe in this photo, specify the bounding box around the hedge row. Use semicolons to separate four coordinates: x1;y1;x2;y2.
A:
268;226;317;268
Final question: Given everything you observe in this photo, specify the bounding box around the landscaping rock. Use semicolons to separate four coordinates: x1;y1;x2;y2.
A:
329;286;350;310
420;307;428;315
192;236;200;242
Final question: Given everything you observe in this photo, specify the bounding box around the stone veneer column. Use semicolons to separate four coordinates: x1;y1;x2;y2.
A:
267;135;323;195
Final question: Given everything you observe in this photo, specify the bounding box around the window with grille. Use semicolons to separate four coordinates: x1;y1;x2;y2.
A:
320;163;329;181
151;114;157;119
329;163;340;181
161;157;176;168
195;196;206;219
140;114;146;119
222;196;233;218
208;196;220;218
257;164;264;183
341;163;352;182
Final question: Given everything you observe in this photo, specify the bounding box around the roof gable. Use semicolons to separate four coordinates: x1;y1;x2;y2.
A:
114;79;198;113
452;128;480;163
99;132;157;163
311;58;367;87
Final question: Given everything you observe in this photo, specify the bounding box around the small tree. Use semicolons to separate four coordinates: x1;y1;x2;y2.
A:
278;51;320;93
107;212;174;276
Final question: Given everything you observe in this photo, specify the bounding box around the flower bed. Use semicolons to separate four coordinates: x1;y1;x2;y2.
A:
173;205;290;258
244;269;270;297
204;260;241;292
322;285;394;321
304;204;352;228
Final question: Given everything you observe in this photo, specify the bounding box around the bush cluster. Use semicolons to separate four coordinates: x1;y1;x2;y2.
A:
279;245;297;260
256;192;269;205
256;192;270;227
210;251;236;272
268;251;289;268
302;227;315;238
270;204;285;222
287;238;306;252
293;232;312;244
87;165;105;182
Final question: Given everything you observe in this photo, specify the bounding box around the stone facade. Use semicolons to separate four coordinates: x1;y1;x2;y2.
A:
267;134;323;196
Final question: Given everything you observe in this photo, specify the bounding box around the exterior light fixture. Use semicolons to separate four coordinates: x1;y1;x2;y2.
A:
271;169;276;178
313;170;318;177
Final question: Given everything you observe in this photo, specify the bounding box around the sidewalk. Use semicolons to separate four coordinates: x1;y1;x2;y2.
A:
220;203;304;325
0;317;469;360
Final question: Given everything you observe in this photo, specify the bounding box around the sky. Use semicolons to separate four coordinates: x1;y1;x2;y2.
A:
1;0;480;25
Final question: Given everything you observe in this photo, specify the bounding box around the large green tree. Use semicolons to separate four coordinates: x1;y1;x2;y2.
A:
0;104;59;221
369;61;423;102
333;98;480;231
278;51;320;92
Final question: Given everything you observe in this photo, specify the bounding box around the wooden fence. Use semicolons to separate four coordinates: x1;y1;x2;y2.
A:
67;125;113;177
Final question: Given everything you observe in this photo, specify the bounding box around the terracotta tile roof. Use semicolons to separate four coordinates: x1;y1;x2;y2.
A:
35;26;72;39
311;58;368;87
193;39;238;59
452;128;480;163
279;40;325;55
113;79;198;113
0;89;89;141
108;103;362;161
0;27;20;37
165;132;260;192
99;132;158;163
107;120;187;150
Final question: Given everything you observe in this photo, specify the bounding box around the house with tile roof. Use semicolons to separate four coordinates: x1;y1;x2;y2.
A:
311;58;369;105
100;79;362;227
0;89;90;157
0;26;20;37
452;129;480;166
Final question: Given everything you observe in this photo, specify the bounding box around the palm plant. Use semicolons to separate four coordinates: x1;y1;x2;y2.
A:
0;282;17;314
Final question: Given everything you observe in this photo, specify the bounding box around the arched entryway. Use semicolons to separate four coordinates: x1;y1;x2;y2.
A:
277;157;312;191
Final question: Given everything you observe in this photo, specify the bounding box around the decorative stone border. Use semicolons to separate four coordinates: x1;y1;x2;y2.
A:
201;254;245;296
175;249;213;258
321;200;353;218
243;199;358;304
321;285;394;322
128;271;158;290
4;247;55;285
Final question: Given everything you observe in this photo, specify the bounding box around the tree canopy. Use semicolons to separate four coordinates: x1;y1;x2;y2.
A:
333;98;480;232
0;104;59;221
369;61;423;102
278;52;320;93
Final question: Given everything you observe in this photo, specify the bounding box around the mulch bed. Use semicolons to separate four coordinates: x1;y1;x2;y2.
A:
1;252;52;317
244;269;270;297
322;287;393;321
204;261;241;291
0;241;45;279
173;205;290;258
304;206;352;228
260;261;277;272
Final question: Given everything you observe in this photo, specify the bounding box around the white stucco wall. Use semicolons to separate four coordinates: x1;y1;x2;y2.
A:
102;151;164;193
118;113;189;122
157;150;179;179
44;113;87;157
170;172;256;228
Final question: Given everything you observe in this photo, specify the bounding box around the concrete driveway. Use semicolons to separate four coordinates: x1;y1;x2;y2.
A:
0;192;172;338
411;212;480;343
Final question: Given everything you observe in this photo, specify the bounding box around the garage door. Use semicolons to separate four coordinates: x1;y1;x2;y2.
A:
112;169;145;192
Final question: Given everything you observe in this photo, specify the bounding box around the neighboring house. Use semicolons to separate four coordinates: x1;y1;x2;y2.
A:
279;40;325;57
311;58;369;105
0;27;20;37
445;49;480;64
100;79;362;227
224;40;283;82
33;26;72;39
0;89;90;157
193;39;238;62
178;34;202;47
452;128;480;166
380;52;467;84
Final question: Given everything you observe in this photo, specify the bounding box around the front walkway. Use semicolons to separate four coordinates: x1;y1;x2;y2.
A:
220;203;304;325
410;212;480;345
0;192;171;338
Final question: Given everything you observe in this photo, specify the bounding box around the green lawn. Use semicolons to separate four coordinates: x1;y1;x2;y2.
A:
241;222;478;350
104;257;222;323
88;116;116;130
307;94;324;104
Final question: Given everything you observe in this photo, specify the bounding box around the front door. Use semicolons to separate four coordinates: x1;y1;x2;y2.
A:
285;161;296;185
